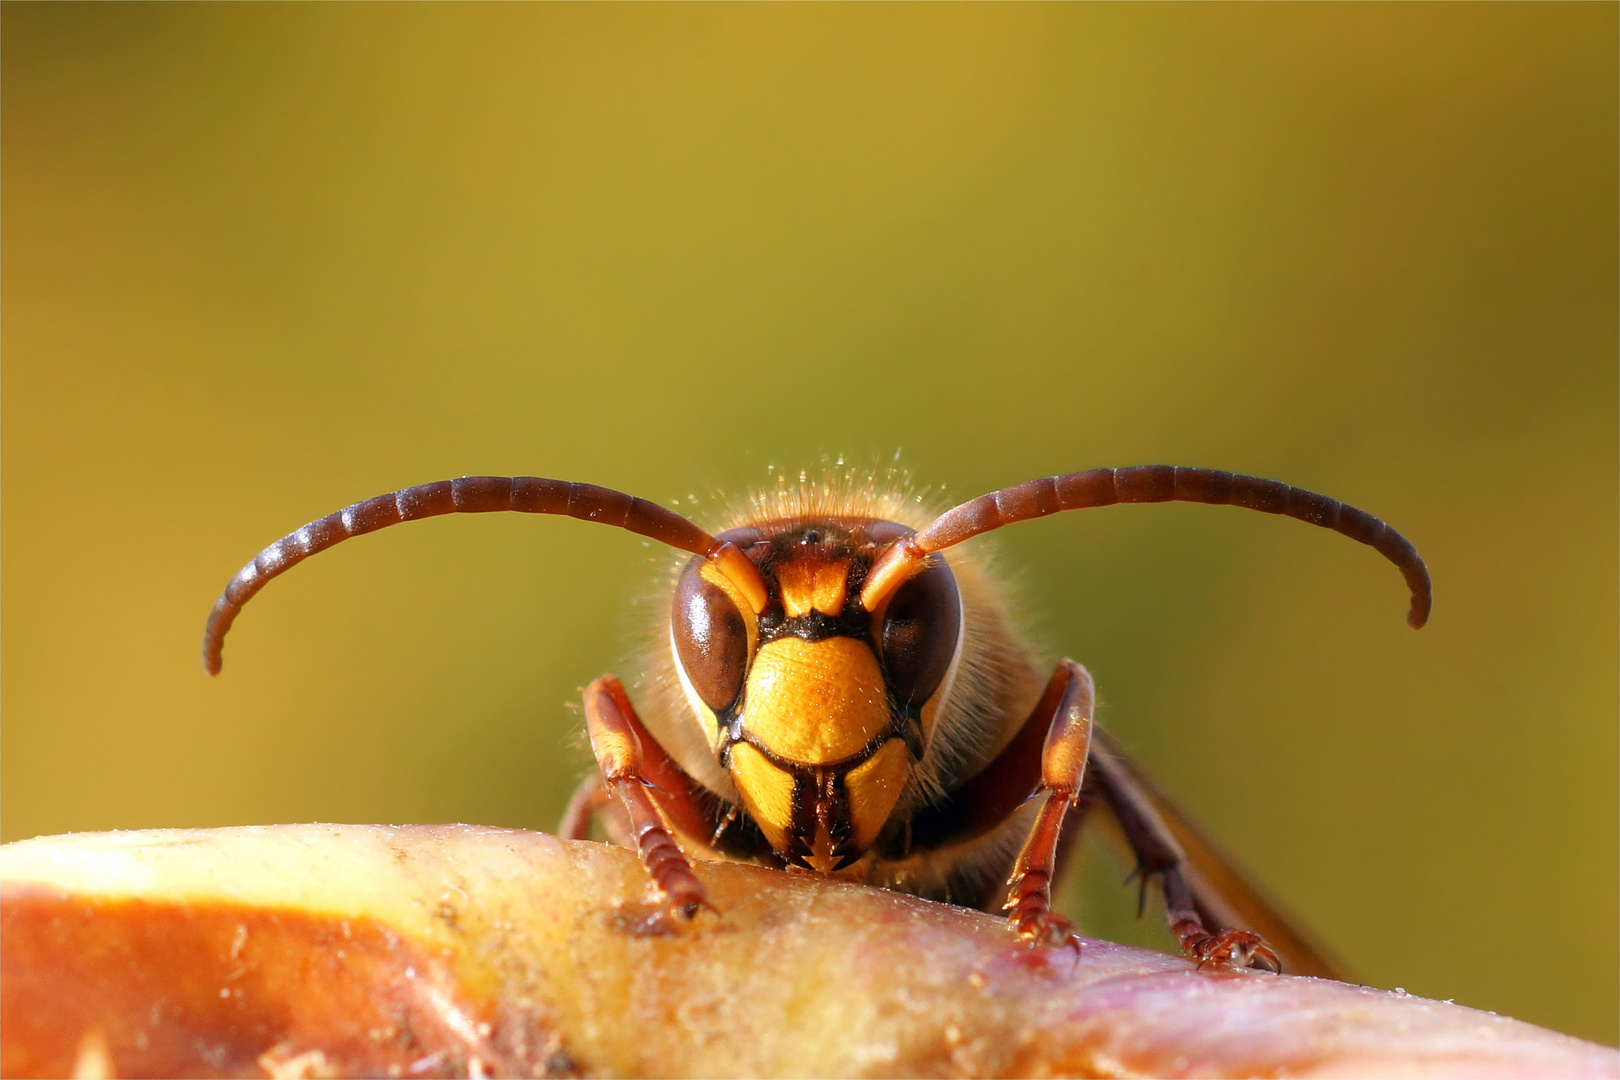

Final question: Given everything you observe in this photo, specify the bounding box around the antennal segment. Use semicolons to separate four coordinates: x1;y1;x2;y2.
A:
860;466;1430;629
201;476;764;674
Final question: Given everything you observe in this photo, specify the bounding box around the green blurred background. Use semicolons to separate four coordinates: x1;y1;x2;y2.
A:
4;4;1614;1043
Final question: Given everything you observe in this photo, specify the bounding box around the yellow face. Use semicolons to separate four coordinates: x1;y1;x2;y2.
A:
669;519;962;872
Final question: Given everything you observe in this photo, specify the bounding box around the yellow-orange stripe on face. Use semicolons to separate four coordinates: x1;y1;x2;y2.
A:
727;743;794;851
741;637;889;765
775;558;852;618
845;738;911;852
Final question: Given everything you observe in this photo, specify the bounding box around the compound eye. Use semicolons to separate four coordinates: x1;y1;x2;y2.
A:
672;558;749;713
879;557;962;706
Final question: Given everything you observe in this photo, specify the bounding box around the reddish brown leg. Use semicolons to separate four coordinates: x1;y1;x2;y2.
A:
558;774;606;840
1087;729;1282;973
1002;660;1095;950
582;674;713;919
558;774;635;848
1160;873;1281;972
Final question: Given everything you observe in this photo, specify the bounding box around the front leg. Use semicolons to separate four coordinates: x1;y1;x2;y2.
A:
581;674;714;919
1002;659;1095;949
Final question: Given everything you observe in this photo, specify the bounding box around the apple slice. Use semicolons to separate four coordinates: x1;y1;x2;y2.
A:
3;824;1615;1078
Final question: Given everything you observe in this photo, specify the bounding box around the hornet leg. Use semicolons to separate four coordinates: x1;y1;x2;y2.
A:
1087;728;1282;973
1002;659;1095;950
581;674;715;919
558;773;633;847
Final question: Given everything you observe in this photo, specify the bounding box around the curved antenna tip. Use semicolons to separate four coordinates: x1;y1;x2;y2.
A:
202;648;222;676
1406;604;1430;630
